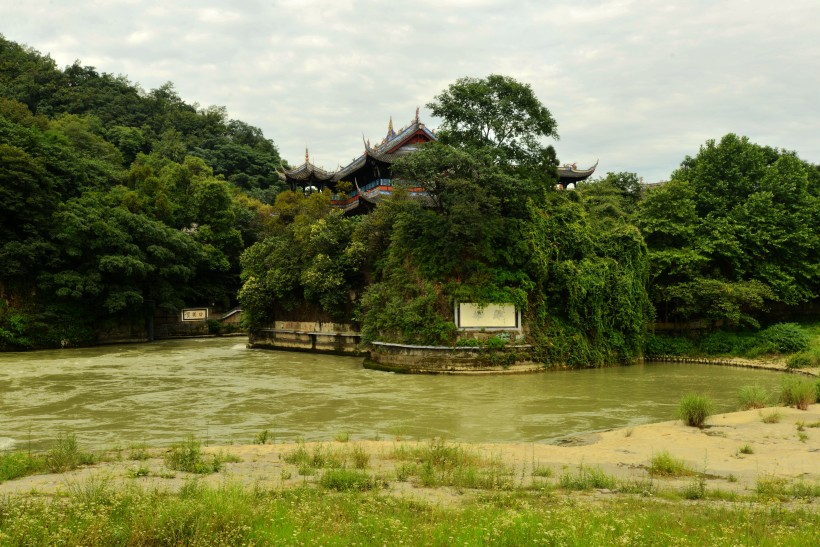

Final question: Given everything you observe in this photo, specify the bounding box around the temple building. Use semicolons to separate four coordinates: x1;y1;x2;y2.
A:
284;111;597;214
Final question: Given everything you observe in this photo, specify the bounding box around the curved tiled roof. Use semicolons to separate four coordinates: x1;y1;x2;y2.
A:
558;160;598;182
283;160;334;183
331;119;437;182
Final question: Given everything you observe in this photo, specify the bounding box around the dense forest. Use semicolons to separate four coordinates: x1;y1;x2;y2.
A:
2;37;819;365
0;35;284;348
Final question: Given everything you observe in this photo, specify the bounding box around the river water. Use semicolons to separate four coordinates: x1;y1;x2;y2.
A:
0;337;783;451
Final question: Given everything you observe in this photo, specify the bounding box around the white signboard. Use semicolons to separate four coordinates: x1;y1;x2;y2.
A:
181;308;208;321
456;303;518;329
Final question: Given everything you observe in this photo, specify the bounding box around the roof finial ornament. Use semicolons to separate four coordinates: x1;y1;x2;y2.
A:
387;116;395;140
415;106;420;123
305;146;309;164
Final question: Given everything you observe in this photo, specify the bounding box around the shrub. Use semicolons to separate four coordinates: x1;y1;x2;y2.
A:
531;464;553;478
254;429;272;445
485;336;509;350
758;323;810;353
206;319;223;335
351;444;370;469
164;437;221;474
649;451;690;476
678;394;713;427
780;376;817;410
786;347;820;369
319;469;377;491
558;465;617;490
760;410;782;423
742;340;779;358
47;434;96;472
0;452;47;481
644;334;695;356
786;353;813;369
683;476;707;500
738;384;769;410
699;331;738;355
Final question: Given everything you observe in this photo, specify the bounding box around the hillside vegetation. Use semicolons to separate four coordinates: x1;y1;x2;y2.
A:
0;35;282;349
3;37;820;363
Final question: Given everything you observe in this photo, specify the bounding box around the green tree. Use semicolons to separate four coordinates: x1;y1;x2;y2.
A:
427;74;559;171
636;134;820;326
239;192;363;327
0;143;56;292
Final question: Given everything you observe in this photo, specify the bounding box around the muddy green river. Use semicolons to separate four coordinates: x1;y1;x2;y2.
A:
0;337;783;451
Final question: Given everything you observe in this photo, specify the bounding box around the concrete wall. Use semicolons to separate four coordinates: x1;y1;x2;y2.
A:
272;321;356;334
249;327;364;356
366;342;541;374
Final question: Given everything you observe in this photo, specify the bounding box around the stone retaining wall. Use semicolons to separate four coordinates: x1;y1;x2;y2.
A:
249;328;365;356
649;354;819;377
366;341;541;374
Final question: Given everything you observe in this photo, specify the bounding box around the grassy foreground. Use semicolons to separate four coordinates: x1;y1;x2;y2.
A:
1;433;819;545
1;481;818;545
2;395;819;545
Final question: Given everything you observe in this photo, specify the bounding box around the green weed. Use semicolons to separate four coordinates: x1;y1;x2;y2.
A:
164;437;222;474
1;481;819;545
649;451;690;476
0;451;47;482
127;443;150;461
351;444;369;469
682;476;707;500
531;464;553;478
780;376;817;410
558;465;617;490
737;384;769;410
678;394;713;427
319;469;378;491
47;433;97;472
254;429;272;445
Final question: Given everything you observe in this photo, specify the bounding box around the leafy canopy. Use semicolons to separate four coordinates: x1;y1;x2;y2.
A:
427;74;559;169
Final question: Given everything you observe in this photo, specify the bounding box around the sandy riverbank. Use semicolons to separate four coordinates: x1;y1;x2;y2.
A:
2;404;817;502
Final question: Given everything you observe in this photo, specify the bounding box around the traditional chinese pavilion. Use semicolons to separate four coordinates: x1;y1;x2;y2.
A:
284;111;597;214
556;161;599;190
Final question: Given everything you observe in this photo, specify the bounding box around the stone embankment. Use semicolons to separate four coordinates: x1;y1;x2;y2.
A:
650;355;819;376
366;341;540;374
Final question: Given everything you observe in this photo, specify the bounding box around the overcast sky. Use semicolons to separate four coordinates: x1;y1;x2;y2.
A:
4;0;818;182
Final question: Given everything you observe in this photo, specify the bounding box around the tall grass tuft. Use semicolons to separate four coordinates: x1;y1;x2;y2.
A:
678;394;713;428
351;444;370;469
780;376;817;410
389;438;511;489
319;469;378;491
47;433;97;472
738;384;769;410
558;465;617;490
649;451;690;476
164;436;222;474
